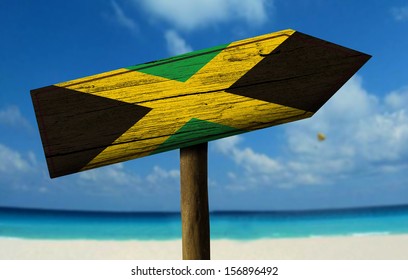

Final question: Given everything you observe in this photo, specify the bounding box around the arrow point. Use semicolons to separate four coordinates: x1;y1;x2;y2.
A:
226;31;371;113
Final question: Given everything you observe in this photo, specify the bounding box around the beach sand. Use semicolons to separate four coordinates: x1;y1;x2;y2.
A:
1;235;408;260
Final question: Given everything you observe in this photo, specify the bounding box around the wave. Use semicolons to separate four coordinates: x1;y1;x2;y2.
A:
351;232;391;237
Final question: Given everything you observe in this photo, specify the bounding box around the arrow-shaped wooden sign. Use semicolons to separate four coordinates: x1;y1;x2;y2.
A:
31;29;370;178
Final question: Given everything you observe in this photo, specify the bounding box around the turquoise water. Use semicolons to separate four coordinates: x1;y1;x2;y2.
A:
1;205;408;240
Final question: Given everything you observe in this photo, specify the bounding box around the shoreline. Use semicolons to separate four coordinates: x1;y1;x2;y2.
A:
0;231;398;241
1;234;408;260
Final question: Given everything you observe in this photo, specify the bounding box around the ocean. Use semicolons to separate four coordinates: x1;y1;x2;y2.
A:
1;205;408;240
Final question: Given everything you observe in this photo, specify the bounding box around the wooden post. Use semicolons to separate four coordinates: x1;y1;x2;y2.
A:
180;142;210;260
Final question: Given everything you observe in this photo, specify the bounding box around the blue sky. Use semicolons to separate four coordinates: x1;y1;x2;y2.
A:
1;0;408;211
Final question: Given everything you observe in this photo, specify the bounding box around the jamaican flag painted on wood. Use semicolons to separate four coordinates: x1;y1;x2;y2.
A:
31;29;370;178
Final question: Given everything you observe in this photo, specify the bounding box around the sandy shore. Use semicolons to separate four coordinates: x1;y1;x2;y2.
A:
1;235;408;260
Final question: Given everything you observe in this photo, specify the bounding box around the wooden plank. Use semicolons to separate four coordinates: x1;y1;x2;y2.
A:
30;29;371;178
180;143;210;260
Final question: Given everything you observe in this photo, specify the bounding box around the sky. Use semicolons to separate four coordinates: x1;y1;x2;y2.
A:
1;0;408;212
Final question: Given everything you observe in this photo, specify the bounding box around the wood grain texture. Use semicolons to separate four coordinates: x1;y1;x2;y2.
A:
30;29;371;178
180;143;210;260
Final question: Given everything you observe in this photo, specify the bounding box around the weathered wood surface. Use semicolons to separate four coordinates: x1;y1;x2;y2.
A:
31;29;370;178
180;143;210;260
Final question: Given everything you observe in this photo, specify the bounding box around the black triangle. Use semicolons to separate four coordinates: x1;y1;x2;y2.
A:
226;31;371;112
31;86;152;178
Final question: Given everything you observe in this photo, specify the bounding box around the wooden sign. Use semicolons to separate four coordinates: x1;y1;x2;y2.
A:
31;29;370;178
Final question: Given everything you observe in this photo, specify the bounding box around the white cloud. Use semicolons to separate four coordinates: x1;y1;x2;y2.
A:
138;0;270;31
0;144;34;173
286;76;408;171
0;106;31;129
110;0;138;33
0;144;38;192
214;135;241;153
73;163;144;197
146;165;179;184
215;76;408;189
391;6;408;21
385;87;408;110
216;136;282;174
216;137;290;189
71;164;180;195
79;162;141;187
164;30;193;55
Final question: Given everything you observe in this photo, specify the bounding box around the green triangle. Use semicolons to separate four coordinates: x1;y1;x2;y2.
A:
126;43;229;82
151;118;245;155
